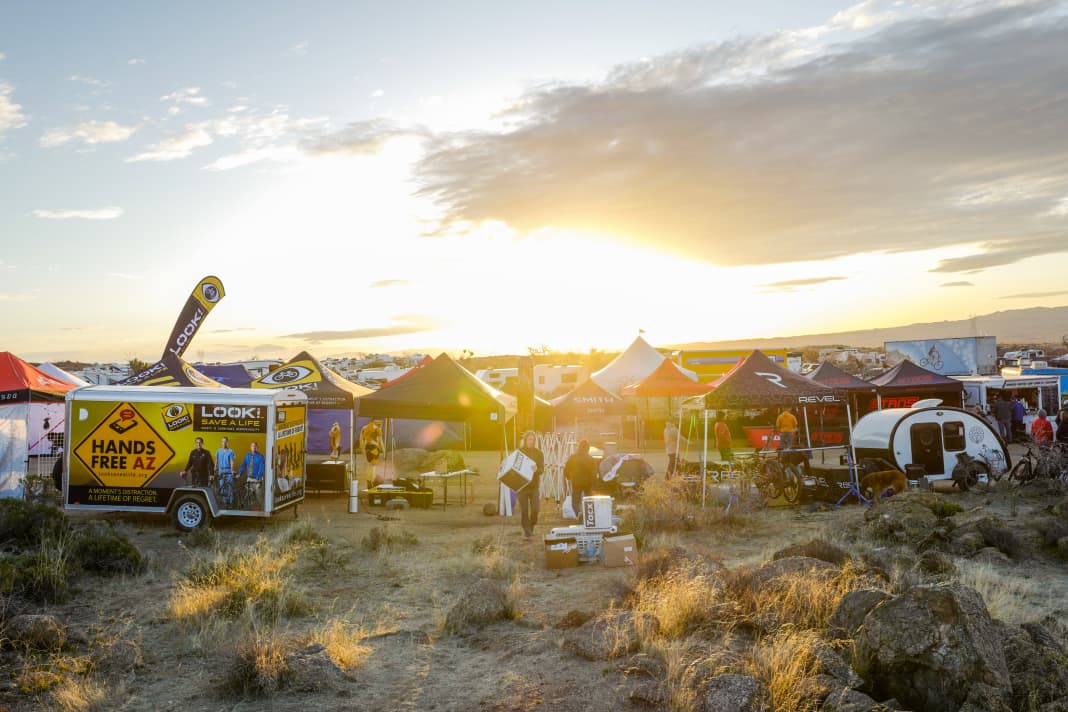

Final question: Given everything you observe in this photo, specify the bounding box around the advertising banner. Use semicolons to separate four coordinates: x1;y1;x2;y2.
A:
884;338;995;376
163;275;225;359
272;404;306;510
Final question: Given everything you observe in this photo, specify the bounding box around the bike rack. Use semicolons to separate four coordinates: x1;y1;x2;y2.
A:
835;449;870;507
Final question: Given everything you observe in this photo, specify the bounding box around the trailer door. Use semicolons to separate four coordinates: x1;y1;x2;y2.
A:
910;422;945;475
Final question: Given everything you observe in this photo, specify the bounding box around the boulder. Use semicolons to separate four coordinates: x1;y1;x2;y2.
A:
957;682;1012;712
285;643;346;692
700;674;770;712
829;589;893;638
917;550;955;576
995;619;1068;711
772;539;851;567
863;493;940;543
5;614;66;652
820;687;882;712
751;556;838;587
853;583;1010;712
444;579;512;632
812;639;863;689
628;680;667;707
92;638;144;673
971;547;1012;566
564;611;659;661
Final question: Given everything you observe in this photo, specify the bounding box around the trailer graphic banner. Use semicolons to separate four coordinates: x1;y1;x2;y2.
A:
192;404;268;433
73;403;176;488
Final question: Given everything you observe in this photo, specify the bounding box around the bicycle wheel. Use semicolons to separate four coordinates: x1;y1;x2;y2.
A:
1009;459;1033;482
965;462;988;489
758;461;785;500
781;465;801;503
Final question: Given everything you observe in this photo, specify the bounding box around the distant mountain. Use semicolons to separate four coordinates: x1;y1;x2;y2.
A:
669;306;1068;351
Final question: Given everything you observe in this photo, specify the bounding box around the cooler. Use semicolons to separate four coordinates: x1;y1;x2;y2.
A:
497;450;536;492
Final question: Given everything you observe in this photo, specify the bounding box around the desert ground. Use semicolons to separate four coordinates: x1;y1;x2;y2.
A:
2;444;1067;711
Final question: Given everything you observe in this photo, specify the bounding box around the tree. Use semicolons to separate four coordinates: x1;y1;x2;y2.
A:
127;358;151;376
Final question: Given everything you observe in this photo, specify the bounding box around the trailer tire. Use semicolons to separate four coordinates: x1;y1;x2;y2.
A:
385;498;410;511
173;495;211;531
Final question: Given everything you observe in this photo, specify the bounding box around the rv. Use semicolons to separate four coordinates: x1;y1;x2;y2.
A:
64;385;307;530
852;399;1010;481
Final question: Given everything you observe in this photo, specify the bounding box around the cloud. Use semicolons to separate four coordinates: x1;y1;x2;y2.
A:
410;2;1068;268
939;281;974;287
830;0;898;30
32;207;124;220
68;74;110;87
929;235;1067;273
761;276;846;288
1002;289;1068;299
288;41;308;55
370;89;384;98
126;127;212;162
0;82;27;135
161;87;208;107
0;293;33;302
40;120;140;148
304;119;426;156
128;58;145;65
208;327;255;333
281;316;436;342
369;279;412;288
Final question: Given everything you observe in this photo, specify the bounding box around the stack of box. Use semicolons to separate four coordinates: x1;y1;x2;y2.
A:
546;495;636;567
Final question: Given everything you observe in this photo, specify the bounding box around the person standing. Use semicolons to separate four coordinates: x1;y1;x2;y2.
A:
237;442;267;510
516;431;544;540
664;418;686;480
564;439;598;519
775;407;798;450
1011;395;1026;442
215;437;237;506
181;437;214;487
1056;408;1068;444
994;394;1013;441
714;413;734;462
1031;409;1053;445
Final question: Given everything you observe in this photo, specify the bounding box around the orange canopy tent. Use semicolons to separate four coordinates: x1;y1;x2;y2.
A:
620;359;713;397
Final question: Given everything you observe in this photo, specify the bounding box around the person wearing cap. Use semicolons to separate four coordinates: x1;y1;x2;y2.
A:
1031;409;1053;445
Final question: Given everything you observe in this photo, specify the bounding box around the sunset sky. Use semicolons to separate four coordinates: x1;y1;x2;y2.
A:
3;1;1068;364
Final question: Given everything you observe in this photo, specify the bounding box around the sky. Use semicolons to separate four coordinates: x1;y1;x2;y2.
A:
2;0;1068;364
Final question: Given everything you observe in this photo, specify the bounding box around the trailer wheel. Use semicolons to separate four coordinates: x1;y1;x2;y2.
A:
173;495;211;531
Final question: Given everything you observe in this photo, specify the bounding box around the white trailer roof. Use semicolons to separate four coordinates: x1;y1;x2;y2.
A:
67;385;307;405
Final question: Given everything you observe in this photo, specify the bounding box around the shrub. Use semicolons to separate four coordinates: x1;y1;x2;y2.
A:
978;522;1024;559
0;499;69;550
619;479;755;539
283;521;325;547
223;629;290;698
49;676;112;712
361;526;418;552
71;524;145;575
928;499;963;518
310;619;371;670
744;628;823;712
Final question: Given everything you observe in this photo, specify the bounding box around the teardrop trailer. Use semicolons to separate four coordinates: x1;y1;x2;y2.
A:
64;385;307;530
851;398;1011;484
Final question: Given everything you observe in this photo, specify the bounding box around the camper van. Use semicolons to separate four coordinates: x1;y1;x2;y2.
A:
64;386;307;530
852;399;1010;481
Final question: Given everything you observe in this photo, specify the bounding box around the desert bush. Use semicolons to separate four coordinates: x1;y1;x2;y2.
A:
361;526;418;552
772;539;851;567
306;541;351;571
928;499;963;518
310;619;371;670
71;523;145;575
283;521;325;547
182;525;217;549
14;530;75;603
631;560;721;638
223;628;291;698
49;676;113;712
977;521;1024;559
620;479;755;539
0;499;69;550
744;628;824;712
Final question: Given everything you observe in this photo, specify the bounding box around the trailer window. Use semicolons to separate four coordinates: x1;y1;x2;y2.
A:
943;421;965;451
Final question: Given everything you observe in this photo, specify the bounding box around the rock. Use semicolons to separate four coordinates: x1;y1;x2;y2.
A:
751;556;838;587
917;550;955;575
1058;536;1068;558
564;611;659;661
820;687;881;712
971;546;1012;566
5;614;66;652
772;539;851;566
863;492;940;543
812;639;863;689
829;589;893;638
92;638;144;673
617;652;666;679
995;619;1068;711
444;579;512;632
853;583;1010;712
1040;700;1068;712
957;682;1012;712
628;680;667;707
286;643;346;692
700;674;770;712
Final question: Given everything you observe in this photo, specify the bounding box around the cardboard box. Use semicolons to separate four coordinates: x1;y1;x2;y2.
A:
497;450;536;492
603;533;637;568
544;536;579;569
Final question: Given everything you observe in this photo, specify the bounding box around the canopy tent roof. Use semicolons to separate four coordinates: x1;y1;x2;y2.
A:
356;353;517;421
380;354;434;389
702;350;838;409
620;358;713;397
552;377;634;418
36;362;90;387
807;362;877;391
0;352;77;400
251;350;372;407
195;363;253;388
867;360;964;392
119;354;225;388
592;336;695;396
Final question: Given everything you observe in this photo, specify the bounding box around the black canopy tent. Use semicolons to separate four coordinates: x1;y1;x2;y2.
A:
806;362;878;438
356;353;517;450
865;360;965;415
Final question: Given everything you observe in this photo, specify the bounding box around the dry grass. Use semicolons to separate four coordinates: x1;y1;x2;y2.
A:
744;628;824;712
620;479;758;540
309;619;371;670
955;560;1057;626
631;561;721;638
223;626;290;698
49;675;114;712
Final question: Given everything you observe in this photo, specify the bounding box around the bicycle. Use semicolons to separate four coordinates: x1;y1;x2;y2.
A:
1010;441;1068;482
737;449;801;504
920;347;944;371
215;472;236;508
976;444;1007;482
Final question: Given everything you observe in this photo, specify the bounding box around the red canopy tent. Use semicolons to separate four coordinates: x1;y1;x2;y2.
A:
0;352;78;497
621;359;714;397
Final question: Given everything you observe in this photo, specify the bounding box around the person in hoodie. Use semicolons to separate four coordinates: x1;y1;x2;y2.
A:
516;431;544;540
564;439;598;519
